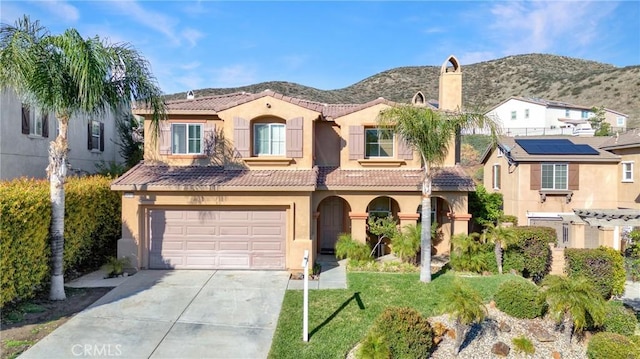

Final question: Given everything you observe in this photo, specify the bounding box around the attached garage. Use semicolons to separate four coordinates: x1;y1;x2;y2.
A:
148;208;286;270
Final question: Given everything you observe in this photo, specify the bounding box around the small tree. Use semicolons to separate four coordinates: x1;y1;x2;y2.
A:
450;233;487;273
542;275;606;343
589;106;612;136
367;215;399;257
441;280;487;355
468;184;503;231
482;223;517;274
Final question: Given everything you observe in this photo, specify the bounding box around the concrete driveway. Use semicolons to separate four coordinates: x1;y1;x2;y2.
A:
21;270;289;359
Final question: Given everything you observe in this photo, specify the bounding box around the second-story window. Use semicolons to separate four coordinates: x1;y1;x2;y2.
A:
90;121;101;150
524;109;529;119
565;109;571;118
541;163;568;190
622;161;634;182
172;123;202;154
510;111;517;120
254;123;285;156
365;128;394;158
581;110;589;119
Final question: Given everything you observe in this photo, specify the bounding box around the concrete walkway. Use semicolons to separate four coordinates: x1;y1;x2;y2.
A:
21;270;289;359
287;255;347;290
622;280;640;311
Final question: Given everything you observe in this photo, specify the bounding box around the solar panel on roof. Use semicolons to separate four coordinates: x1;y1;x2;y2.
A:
514;139;599;155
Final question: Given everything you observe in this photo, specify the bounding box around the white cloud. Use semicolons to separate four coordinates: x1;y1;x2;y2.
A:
110;0;181;45
422;27;444;34
210;64;257;88
181;28;204;48
0;3;25;24
487;1;618;55
36;0;79;23
180;61;201;71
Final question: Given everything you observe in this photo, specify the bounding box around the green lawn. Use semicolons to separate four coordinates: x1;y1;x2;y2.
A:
269;271;526;359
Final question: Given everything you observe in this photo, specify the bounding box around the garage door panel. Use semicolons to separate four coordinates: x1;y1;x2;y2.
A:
149;209;285;270
251;241;283;251
219;241;250;251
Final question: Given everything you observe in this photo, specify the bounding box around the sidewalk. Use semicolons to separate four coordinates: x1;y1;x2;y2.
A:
622;280;640;311
287;254;347;290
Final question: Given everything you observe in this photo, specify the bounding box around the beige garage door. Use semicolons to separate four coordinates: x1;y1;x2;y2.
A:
149;209;286;270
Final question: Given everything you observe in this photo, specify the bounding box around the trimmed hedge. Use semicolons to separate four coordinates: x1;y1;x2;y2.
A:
0;179;51;307
1;176;121;307
494;279;546;319
504;226;555;282
565;247;626;300
587;332;640;359
602;301;638;337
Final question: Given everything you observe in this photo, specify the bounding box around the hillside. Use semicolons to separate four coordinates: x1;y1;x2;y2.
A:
165;54;640;127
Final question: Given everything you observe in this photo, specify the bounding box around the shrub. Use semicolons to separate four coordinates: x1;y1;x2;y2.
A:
357;331;390;359
602;302;638;336
391;224;421;264
364;307;434;359
450;233;491;273
494;280;546;319
565;247;626;299
0;176;121;307
626;257;640;282
587;332;640;359
504;226;555;282
511;336;535;355
468;184;503;229
0;178;51;307
335;233;371;261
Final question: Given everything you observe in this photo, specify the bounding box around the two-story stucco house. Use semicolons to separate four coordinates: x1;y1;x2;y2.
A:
111;56;476;272
484;96;628;136
0;87;122;180
482;133;640;250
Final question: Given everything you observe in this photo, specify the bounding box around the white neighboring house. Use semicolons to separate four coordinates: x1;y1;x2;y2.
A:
0;87;122;180
483;96;628;137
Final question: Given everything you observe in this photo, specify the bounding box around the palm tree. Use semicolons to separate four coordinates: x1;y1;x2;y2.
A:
378;106;499;282
441;280;487;355
541;275;606;343
482;223;517;274
0;16;166;300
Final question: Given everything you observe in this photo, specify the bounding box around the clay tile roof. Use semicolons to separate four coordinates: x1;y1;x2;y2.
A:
113;164;475;192
316;166;474;191
111;164;317;190
164;92;253;112
600;128;640;149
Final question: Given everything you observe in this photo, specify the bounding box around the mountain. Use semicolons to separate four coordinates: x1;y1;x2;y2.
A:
165;54;640;127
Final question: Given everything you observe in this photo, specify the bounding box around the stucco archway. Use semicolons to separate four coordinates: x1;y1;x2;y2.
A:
417;196;452;254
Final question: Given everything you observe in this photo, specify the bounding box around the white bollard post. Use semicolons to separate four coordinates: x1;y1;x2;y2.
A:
302;250;309;342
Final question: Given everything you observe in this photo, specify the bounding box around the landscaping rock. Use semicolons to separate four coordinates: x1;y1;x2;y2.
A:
489;300;496;308
499;321;511;333
552;351;562;359
491;341;510;357
527;322;556;342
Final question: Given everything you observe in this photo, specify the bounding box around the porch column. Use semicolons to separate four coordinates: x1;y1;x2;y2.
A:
349;212;369;243
448;212;471;235
601;227;615;249
398;212;419;228
570;222;585;248
313;212;320;254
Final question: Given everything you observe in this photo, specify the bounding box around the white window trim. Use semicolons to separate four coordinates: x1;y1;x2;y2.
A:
90;120;101;151
171;123;203;155
253;123;285;156
492;163;501;190
365;128;395;158
622;161;634;182
541;163;568;190
510;111;517;121
524;109;529;119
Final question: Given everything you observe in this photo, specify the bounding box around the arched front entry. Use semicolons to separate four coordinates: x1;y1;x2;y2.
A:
317;196;351;254
367;196;400;257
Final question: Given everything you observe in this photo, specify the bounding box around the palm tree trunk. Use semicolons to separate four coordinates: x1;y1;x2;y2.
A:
420;171;432;283
495;241;503;274
47;116;69;301
564;312;574;344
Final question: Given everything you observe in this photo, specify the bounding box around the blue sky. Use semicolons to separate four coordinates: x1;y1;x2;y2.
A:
2;1;639;95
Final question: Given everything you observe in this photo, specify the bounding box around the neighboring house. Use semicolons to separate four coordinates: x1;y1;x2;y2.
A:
112;56;476;272
483;96;628;136
0;87;121;180
481;133;640;250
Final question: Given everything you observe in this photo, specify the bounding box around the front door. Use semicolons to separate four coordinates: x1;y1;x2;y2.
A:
320;197;344;252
